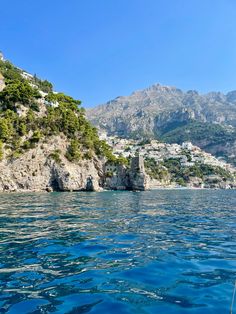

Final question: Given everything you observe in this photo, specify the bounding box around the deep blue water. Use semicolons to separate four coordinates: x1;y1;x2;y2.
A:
0;190;235;314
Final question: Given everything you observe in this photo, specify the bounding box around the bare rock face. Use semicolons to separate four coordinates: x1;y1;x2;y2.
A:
0;136;103;192
104;165;129;190
88;84;236;135
128;172;148;191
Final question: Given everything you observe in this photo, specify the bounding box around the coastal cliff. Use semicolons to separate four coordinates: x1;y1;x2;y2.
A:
0;57;123;192
0;56;149;192
0;136;102;192
0;135;149;192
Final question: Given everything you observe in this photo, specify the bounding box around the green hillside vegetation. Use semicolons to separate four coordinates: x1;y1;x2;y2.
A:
0;60;119;163
161;121;235;146
160;121;236;166
145;157;234;186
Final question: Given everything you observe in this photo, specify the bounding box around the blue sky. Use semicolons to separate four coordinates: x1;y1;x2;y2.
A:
1;0;236;107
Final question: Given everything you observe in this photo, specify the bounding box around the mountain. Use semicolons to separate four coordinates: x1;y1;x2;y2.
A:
87;84;236;165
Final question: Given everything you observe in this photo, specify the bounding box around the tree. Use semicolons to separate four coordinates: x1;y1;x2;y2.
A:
0;80;41;110
0;140;3;160
0;118;13;141
65;139;81;162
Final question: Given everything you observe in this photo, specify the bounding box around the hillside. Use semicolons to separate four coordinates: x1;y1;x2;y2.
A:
87;84;236;165
0;57;120;191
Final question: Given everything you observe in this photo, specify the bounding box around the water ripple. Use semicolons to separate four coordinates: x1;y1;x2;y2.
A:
0;190;235;313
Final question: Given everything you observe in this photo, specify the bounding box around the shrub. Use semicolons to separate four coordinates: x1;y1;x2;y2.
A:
0;80;41;111
65;140;81;162
0;140;3;160
176;178;187;186
49;149;61;163
31;130;42;143
0;118;13;141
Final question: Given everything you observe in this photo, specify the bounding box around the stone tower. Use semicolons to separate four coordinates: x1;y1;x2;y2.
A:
131;155;145;173
129;155;149;190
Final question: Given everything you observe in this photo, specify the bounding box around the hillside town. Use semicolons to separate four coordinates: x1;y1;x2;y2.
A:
99;130;236;189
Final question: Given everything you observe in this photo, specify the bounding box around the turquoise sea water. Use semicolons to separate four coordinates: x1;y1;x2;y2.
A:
0;190;235;314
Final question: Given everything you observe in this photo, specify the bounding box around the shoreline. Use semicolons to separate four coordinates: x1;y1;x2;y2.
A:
0;186;235;193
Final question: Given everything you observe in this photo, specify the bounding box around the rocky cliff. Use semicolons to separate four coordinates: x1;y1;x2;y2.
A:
0;135;149;192
0;136;103;192
88;84;236;165
0;56;149;192
0;58;126;191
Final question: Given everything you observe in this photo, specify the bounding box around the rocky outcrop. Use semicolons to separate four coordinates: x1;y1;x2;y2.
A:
128;156;149;190
103;156;149;191
103;164;129;190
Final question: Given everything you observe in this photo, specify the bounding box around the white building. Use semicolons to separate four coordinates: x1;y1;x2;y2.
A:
182;142;193;150
44;100;59;108
0;51;4;61
21;71;34;80
98;130;108;141
0;73;5;91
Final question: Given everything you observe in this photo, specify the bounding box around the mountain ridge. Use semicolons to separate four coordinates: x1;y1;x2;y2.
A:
87;83;236;165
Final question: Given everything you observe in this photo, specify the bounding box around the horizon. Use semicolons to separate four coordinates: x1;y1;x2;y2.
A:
1;0;236;107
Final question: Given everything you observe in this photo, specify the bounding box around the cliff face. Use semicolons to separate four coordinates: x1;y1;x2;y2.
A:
0;57;120;192
0;135;149;192
0;57;234;191
88;84;236;133
0;136;103;192
87;84;236;165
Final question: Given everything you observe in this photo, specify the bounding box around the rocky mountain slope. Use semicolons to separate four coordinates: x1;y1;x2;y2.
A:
88;84;236;165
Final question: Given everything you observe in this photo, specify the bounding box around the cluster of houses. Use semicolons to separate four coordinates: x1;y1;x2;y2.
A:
98;130;235;174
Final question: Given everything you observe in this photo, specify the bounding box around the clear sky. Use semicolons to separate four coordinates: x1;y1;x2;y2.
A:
1;0;236;107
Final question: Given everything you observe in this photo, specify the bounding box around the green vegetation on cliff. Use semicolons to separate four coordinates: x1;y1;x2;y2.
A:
0;59;116;163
